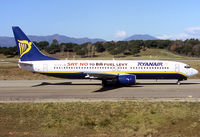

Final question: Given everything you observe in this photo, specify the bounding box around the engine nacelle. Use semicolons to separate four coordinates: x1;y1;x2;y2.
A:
118;75;136;85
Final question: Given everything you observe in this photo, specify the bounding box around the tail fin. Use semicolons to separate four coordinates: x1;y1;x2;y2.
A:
12;26;58;61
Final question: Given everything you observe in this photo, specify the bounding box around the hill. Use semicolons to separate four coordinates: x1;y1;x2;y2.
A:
124;34;159;41
0;34;105;47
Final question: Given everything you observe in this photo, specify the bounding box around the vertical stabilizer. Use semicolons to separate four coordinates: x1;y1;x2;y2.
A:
12;26;58;61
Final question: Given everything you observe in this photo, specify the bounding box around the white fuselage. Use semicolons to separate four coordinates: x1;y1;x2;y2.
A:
18;60;198;80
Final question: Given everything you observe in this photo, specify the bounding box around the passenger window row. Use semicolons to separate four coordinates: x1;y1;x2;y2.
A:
53;66;169;70
130;67;169;69
53;67;128;70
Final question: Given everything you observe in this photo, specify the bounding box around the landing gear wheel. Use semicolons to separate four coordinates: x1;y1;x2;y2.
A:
177;80;181;85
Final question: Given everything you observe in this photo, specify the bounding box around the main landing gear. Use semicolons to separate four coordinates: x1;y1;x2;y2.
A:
101;79;118;87
102;79;108;87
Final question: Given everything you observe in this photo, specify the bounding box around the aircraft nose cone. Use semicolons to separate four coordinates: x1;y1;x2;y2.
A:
194;69;199;75
191;68;199;77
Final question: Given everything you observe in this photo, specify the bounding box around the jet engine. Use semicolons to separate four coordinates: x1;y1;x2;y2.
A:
118;75;136;85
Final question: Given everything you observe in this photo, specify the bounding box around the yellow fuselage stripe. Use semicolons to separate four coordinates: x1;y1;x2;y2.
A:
36;71;188;78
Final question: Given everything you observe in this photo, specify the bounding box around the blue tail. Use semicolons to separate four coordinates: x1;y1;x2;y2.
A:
12;26;58;61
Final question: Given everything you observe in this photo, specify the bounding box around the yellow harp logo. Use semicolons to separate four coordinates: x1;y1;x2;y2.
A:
18;40;32;57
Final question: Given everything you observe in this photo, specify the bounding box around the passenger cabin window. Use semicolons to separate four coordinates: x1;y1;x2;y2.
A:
184;65;191;69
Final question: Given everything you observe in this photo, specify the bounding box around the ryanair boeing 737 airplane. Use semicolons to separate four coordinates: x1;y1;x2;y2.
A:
12;26;198;86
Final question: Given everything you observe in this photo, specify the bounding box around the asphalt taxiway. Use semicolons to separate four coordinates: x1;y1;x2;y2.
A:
0;79;200;102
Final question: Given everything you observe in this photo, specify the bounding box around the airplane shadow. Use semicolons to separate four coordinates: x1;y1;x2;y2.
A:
32;82;100;87
31;81;198;92
93;85;142;92
136;82;200;85
93;85;122;92
32;82;142;92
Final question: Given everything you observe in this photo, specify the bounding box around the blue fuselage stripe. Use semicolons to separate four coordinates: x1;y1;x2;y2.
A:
41;72;187;80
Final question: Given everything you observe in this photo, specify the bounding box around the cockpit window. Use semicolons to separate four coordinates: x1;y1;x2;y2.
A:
184;65;191;69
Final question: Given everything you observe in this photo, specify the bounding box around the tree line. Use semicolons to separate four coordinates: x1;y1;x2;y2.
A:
1;39;200;57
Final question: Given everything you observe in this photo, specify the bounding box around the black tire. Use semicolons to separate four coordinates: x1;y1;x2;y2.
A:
102;79;108;87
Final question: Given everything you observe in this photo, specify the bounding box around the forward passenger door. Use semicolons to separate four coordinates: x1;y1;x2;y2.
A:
175;64;180;73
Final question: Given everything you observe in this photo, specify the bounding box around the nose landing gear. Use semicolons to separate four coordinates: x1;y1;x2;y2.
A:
177;80;181;85
177;78;187;85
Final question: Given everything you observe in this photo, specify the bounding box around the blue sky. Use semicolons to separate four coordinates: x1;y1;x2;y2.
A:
1;0;200;40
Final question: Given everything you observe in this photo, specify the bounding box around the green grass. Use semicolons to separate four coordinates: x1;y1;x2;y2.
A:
57;48;200;60
0;102;200;137
1;48;200;60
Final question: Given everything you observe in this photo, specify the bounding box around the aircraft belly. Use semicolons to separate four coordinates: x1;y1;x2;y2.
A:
132;73;187;80
41;73;86;79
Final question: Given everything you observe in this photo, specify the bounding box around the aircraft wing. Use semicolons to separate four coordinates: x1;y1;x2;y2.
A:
84;72;119;79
